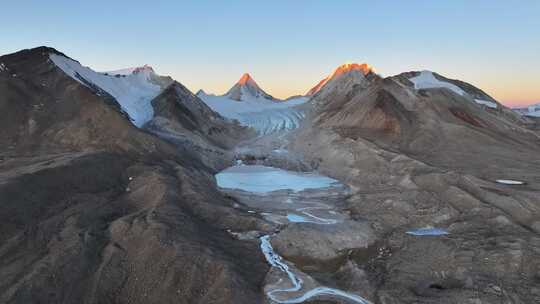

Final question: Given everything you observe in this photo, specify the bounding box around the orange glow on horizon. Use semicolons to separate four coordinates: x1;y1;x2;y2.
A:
499;99;539;108
188;64;538;108
199;81;538;108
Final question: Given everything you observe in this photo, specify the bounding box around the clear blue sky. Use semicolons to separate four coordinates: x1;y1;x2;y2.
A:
1;1;539;106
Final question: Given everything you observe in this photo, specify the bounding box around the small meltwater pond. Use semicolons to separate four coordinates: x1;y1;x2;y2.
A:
287;213;309;223
406;227;449;236
215;165;340;193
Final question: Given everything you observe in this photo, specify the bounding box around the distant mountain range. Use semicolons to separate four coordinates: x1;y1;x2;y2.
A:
514;102;540;117
2;46;540;304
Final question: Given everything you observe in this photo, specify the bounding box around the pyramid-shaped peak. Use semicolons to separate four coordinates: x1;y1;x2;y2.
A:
238;73;255;85
224;72;274;101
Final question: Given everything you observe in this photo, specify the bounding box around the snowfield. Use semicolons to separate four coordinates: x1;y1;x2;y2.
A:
50;54;168;127
410;71;498;109
198;91;308;134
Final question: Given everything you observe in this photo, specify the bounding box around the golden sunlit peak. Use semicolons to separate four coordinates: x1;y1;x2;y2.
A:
332;63;373;77
305;62;374;96
238;73;254;85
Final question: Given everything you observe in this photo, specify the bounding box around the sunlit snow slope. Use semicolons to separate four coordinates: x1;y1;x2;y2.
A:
50;54;171;127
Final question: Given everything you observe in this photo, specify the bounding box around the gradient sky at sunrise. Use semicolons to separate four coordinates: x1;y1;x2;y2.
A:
1;1;539;107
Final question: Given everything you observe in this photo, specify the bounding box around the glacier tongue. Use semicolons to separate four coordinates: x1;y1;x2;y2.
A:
198;92;308;135
49;54;165;127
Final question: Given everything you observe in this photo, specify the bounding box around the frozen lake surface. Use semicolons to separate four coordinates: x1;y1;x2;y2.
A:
215;165;340;193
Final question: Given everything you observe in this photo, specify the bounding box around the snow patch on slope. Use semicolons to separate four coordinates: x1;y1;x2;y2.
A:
50;54;164;127
410;71;466;96
474;99;498;109
410;71;499;109
496;179;525;185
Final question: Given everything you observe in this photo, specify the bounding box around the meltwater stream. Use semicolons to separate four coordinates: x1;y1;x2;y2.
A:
260;235;371;304
216;165;371;303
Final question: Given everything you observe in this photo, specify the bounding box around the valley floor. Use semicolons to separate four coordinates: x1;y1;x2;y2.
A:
209;104;540;304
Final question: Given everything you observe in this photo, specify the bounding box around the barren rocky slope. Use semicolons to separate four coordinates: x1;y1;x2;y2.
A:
0;47;267;304
289;68;540;303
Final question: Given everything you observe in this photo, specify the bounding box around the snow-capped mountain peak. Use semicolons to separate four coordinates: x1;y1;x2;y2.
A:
132;64;155;74
224;73;274;101
237;73;256;85
50;54;172;127
104;64;155;76
197;72;308;134
306;62;374;96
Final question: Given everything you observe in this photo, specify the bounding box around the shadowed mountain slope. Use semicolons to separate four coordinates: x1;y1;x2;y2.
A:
0;47;266;304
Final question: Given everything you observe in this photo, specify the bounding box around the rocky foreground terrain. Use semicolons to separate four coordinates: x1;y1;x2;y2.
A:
1;47;539;304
